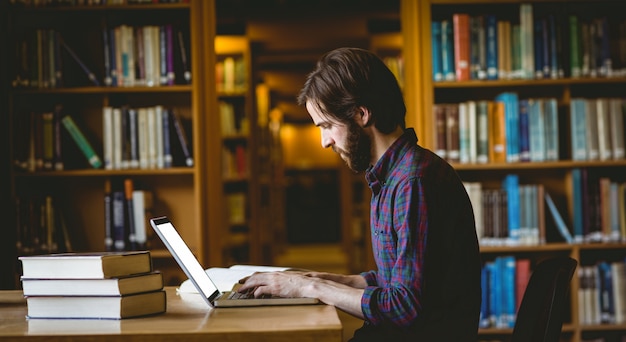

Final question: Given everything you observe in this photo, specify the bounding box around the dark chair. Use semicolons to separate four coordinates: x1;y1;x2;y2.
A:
512;256;578;342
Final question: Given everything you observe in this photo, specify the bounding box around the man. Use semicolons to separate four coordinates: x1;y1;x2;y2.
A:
238;47;481;341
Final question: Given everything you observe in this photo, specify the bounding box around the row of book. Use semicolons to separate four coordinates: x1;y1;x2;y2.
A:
102;24;191;88
571;98;626;162
103;105;194;170
15;195;72;255
13;104;193;172
11;0;188;7
479;256;530;329
216;56;246;94
222;144;247;180
433;4;626;82
434;97;559;164
465;172;626;246
104;178;155;252
19;251;166;319
14;107;105;171
570;169;626;244
11;24;191;89
434;95;626;164
578;261;626;326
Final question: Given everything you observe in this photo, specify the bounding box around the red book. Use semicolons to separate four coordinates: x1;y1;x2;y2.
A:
453;13;471;81
516;258;531;312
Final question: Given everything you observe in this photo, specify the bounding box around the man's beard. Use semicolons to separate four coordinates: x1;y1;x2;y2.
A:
333;122;371;172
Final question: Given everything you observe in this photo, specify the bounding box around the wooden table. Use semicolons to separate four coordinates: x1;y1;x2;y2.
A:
0;287;343;341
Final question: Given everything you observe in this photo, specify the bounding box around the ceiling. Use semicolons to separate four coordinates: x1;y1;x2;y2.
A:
216;0;401;124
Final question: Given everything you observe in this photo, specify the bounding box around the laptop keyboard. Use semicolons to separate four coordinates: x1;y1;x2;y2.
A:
226;291;272;300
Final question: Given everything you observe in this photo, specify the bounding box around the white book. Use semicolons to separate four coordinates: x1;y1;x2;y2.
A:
586;99;600;160
137;108;149;169
610;98;625;159
520;4;534;80
147;107;157;169
112;107;123;170
596;98;612;161
155;105;164;169
467;100;477;163
132;190;153;247
458;102;470;163
612;262;626;323
143;26;155;87
102;106;114;170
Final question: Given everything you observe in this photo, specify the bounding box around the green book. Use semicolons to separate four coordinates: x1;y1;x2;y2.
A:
61;115;102;169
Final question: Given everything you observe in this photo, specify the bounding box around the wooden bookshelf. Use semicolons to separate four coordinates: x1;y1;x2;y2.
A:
402;0;626;340
4;0;223;287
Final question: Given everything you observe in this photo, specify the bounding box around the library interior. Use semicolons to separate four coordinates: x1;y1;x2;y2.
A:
1;0;626;341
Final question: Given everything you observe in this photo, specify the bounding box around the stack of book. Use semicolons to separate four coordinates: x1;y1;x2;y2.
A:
19;250;166;319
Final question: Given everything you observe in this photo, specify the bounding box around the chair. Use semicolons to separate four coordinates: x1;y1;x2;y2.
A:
512;256;578;342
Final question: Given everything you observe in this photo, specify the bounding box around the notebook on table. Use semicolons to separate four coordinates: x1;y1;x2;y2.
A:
149;216;319;308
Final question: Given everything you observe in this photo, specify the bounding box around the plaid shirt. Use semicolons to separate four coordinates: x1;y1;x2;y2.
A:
360;128;471;329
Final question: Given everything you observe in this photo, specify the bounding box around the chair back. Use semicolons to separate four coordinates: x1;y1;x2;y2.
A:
512;256;577;342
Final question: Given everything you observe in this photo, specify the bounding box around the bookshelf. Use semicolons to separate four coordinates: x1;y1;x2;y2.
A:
215;35;259;265
4;0;223;287
402;0;626;340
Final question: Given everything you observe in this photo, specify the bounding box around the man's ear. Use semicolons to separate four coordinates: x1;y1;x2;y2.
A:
358;106;372;127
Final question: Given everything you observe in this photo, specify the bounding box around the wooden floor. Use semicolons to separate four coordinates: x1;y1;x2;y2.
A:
274;244;364;342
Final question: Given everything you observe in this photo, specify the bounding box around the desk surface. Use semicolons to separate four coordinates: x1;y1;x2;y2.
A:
0;287;342;342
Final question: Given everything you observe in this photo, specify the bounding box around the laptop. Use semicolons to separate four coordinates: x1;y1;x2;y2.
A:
149;216;319;308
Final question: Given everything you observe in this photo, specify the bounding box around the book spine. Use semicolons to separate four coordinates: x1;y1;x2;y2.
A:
518;99;530;162
453;13;470;81
610;99;625;159
485;15;498;80
162;108;173;168
571;99;588;160
102;26;112;86
166;24;175;86
476;100;489;163
124;179;137;250
42;112;54;170
127;108;140;169
104;179;113;251
431;21;443;82
445;104;460;163
528;99;546;162
177;28;191;84
544;98;559;161
171;109;194;167
61;115;102;169
159;25;168;85
60;39;100;86
53;104;64;171
102;106;113;170
441;20;456;81
112;190;126;251
155;105;164;169
503;174;520;243
569;15;582;77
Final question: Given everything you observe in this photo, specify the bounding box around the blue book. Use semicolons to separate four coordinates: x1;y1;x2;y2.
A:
487;261;499;328
597;262;615;324
431;21;443;82
571;168;584;242
495;92;520;163
503;174;520;243
528;99;546;162
544;98;559;161
500;256;516;328
545;191;573;243
485;15;498;80
441;20;456;81
570;98;588;161
109;28;118;86
518;99;530;162
479;264;491;328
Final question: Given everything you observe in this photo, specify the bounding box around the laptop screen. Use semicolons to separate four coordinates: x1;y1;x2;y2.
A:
150;216;220;307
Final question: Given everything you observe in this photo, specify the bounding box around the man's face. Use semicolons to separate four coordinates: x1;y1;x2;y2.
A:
307;101;371;172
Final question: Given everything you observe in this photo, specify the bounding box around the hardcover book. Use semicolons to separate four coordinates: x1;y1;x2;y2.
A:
22;272;163;297
19;251;152;279
25;290;166;320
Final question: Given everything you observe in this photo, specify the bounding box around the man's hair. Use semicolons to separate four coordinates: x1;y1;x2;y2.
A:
297;47;406;134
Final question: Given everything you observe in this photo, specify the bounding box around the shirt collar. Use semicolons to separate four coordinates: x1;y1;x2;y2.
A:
365;128;418;195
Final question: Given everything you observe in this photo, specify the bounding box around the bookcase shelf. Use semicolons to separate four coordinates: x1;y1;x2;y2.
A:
4;0;223;287
402;0;626;340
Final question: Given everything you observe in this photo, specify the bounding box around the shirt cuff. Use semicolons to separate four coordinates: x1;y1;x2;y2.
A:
360;271;378;286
